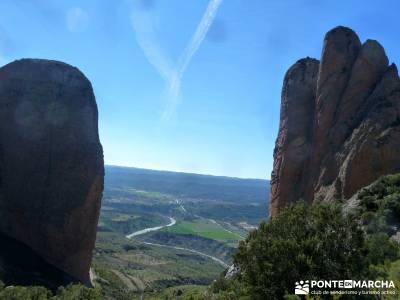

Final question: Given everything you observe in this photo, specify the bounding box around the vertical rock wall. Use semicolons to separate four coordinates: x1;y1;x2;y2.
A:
0;59;104;284
270;27;400;217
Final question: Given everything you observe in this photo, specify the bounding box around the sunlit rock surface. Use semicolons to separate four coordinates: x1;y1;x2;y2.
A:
270;27;400;217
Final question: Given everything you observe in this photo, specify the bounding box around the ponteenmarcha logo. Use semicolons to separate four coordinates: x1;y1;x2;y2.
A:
295;280;310;295
295;280;396;296
310;280;395;289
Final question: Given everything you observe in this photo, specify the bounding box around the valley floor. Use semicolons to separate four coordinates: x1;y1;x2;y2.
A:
93;175;267;299
92;166;268;299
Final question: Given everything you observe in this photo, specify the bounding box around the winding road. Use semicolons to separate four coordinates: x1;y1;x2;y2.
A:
125;201;230;268
142;241;229;268
125;214;229;268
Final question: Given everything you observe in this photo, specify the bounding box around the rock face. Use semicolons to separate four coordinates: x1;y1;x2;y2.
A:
0;59;104;284
0;230;77;290
270;27;400;217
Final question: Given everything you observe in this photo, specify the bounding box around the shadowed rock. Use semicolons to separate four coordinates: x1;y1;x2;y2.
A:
270;58;319;215
0;59;104;285
270;27;400;217
0;230;78;290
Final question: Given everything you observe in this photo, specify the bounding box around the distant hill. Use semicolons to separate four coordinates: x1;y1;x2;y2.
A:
105;165;269;204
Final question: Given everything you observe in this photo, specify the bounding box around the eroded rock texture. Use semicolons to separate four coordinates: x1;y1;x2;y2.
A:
0;59;104;284
270;26;400;217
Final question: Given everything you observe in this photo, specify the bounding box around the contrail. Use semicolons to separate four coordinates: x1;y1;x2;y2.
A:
163;0;223;120
131;0;224;121
177;0;223;78
130;11;174;81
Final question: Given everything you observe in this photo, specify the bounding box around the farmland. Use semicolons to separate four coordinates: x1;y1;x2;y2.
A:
92;166;269;299
163;220;244;241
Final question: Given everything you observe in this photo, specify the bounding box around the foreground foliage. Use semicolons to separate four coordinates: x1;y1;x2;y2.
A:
2;174;400;299
211;174;400;299
232;202;371;299
0;283;100;300
357;173;400;236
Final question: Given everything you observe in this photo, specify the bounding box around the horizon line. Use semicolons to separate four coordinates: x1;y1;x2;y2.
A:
105;163;270;181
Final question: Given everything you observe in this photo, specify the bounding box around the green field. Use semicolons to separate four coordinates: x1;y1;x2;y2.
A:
163;220;243;241
93;231;223;299
94;166;267;298
98;211;168;235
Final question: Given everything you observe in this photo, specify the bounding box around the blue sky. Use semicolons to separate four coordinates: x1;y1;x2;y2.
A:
0;0;399;179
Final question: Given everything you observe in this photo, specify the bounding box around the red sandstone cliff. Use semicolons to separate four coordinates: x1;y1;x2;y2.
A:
0;59;104;284
270;27;400;217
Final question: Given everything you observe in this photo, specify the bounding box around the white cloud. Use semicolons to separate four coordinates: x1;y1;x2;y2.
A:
131;0;224;121
66;7;89;32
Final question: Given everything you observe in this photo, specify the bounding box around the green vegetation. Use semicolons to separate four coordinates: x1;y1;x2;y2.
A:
231;202;372;299
210;197;400;299
355;174;400;297
4;170;400;299
92;231;224;299
145;285;208;300
163;220;242;241
386;259;400;296
99;211;168;235
105;165;269;206
103;165;268;227
92;167;257;299
141;232;235;265
0;282;100;300
93;167;261;299
0;166;268;300
357;173;400;236
187;202;266;226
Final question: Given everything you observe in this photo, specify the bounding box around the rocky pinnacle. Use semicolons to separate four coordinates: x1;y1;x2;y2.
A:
270;27;400;217
0;59;104;284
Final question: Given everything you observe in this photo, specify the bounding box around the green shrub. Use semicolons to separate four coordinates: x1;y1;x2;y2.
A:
358;174;400;234
0;286;51;300
55;284;101;300
0;283;101;300
233;202;369;299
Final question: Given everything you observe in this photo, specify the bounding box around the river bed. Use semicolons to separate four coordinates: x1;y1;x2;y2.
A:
126;217;176;239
